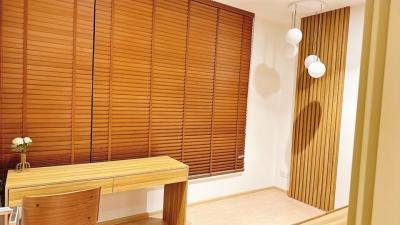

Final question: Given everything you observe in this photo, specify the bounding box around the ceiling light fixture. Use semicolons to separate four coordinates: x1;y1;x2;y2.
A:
308;60;326;78
306;3;326;78
285;4;301;58
286;5;302;46
285;0;327;59
304;55;319;69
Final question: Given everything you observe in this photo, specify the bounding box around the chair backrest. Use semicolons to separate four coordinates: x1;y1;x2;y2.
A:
22;188;101;225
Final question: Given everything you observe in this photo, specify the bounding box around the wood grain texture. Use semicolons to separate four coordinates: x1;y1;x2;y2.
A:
0;0;253;177
288;7;350;211
163;181;188;225
22;188;101;225
5;156;188;207
8;178;112;207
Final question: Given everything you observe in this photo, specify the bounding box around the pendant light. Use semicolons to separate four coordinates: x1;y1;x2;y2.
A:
306;4;326;78
304;55;319;69
308;61;326;78
285;5;302;58
286;28;303;45
286;6;302;45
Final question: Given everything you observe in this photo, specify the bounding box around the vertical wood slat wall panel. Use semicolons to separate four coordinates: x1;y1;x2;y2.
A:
0;0;253;177
288;7;350;211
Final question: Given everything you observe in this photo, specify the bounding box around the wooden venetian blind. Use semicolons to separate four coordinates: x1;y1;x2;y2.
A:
150;0;188;159
110;0;153;160
1;0;253;177
288;7;350;211
211;10;243;173
236;16;252;169
26;0;94;166
91;0;112;162
90;0;253;176
0;0;25;172
182;1;217;175
0;0;94;172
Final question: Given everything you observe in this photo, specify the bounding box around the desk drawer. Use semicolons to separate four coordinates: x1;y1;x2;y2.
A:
114;169;188;192
7;178;113;207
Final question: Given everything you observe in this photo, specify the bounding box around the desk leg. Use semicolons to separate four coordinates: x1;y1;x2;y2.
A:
163;181;187;225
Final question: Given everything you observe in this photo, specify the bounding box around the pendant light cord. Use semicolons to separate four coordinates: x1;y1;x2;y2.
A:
316;3;323;61
290;7;295;29
313;2;323;60
294;4;297;28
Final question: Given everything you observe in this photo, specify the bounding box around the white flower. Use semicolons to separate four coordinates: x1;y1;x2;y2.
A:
23;137;32;144
12;137;24;146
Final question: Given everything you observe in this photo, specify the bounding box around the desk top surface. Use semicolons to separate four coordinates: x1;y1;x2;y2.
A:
6;156;188;189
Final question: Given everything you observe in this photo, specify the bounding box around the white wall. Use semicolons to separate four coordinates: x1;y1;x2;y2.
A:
98;16;297;222
334;4;365;209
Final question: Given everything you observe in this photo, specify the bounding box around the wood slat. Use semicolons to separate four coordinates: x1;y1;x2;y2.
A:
92;0;112;162
182;1;217;175
211;9;243;173
150;0;188;160
110;0;153;160
288;7;350;211
0;0;25;176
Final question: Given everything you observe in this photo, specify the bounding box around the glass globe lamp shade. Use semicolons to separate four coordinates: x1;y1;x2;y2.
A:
285;28;303;45
304;55;319;69
308;61;326;78
284;43;299;58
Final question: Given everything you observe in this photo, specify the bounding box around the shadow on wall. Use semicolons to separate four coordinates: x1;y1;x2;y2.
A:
253;63;281;97
293;101;322;152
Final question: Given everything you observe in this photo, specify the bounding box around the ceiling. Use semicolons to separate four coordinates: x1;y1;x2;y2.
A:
215;0;365;23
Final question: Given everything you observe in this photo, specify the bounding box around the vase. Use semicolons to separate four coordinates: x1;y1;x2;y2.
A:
16;152;30;172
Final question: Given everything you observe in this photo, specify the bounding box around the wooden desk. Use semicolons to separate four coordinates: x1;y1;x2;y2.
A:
5;156;188;225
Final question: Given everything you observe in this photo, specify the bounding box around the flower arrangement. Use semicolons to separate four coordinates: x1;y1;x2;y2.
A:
11;137;32;153
11;137;32;171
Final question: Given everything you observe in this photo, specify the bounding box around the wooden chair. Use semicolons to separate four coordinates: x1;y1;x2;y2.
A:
21;188;101;225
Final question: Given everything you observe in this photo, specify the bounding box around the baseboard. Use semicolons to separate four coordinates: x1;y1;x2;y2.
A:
272;186;288;194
